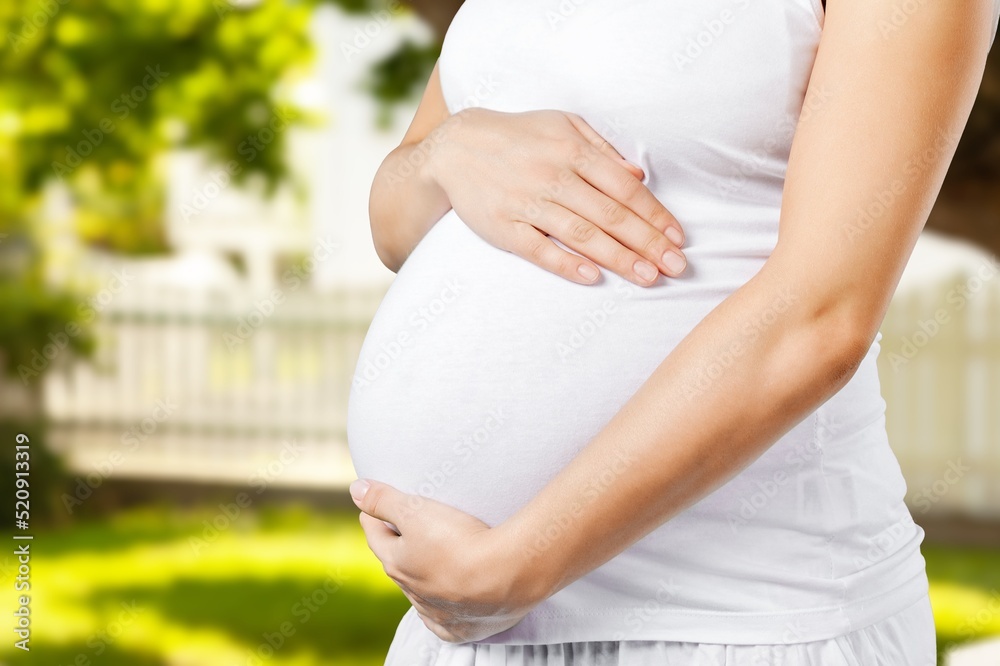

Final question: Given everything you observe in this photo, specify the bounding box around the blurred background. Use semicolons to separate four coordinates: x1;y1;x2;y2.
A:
0;1;997;664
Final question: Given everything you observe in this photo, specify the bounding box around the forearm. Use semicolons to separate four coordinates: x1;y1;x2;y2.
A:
495;0;994;603
369;134;452;271
499;253;873;601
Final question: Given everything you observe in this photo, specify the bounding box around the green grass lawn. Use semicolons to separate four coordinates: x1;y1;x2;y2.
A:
1;505;997;665
925;543;1000;661
1;505;409;666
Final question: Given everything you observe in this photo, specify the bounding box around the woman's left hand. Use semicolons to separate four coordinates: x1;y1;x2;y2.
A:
350;478;543;643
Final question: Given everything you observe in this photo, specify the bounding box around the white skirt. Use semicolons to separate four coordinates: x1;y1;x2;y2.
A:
383;595;936;666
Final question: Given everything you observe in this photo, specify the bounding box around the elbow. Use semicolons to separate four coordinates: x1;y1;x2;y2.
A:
374;244;403;274
750;313;872;438
758;313;872;421
787;302;878;396
814;317;873;391
756;256;881;393
369;227;402;274
368;190;403;273
758;282;878;412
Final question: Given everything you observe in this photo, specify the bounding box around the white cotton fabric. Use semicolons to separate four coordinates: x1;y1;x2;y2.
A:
383;594;937;666
347;0;998;653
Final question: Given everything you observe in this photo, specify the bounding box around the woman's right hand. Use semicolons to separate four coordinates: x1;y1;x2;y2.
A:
422;107;687;286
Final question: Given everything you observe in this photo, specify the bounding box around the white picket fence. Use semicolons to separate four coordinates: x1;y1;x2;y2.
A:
878;266;1000;519
43;283;386;489
41;261;1000;515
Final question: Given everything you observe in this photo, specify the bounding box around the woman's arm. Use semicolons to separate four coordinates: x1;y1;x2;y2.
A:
353;0;996;642
368;62;454;271
369;65;690;285
497;0;997;598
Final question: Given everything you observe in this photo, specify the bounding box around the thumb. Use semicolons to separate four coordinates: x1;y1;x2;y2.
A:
350;479;418;530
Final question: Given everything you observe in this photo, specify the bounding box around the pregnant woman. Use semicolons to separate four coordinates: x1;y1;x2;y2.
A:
348;0;1000;663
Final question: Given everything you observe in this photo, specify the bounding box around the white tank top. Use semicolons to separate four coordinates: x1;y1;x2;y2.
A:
348;0;995;645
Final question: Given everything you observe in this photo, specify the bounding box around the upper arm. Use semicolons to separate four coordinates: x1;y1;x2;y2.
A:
400;61;451;146
768;0;996;337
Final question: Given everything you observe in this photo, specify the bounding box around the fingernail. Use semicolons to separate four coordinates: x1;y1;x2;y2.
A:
662;250;687;275
634;261;658;282
577;264;599;282
665;226;684;246
349;479;370;502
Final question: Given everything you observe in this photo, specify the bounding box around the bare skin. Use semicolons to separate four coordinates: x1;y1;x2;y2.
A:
354;0;996;644
368;63;688;286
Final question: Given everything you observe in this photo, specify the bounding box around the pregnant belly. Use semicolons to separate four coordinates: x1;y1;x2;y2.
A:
347;210;769;526
345;210;918;638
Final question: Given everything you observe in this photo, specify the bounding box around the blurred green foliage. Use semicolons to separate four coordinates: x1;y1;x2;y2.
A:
0;275;94;381
1;0;316;252
365;38;440;127
0;0;315;380
0;0;438;381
